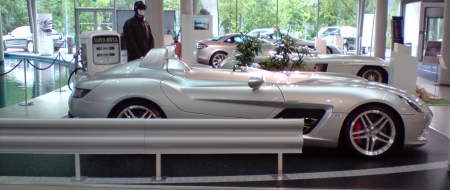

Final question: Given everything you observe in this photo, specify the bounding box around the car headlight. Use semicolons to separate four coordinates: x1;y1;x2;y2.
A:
397;94;427;113
72;88;91;99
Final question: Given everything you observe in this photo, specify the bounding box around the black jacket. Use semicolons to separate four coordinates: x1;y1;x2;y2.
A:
123;14;155;62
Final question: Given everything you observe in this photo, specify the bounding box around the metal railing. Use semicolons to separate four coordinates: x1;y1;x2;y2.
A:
0;118;303;181
0;53;75;106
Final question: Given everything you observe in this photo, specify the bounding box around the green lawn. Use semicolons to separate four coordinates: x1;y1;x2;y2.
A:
426;98;450;105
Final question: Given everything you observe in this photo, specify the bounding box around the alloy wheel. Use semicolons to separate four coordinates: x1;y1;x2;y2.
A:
211;53;226;67
362;69;382;82
117;105;160;118
349;110;396;156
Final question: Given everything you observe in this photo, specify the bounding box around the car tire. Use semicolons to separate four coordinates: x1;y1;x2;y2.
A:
357;66;388;83
26;41;33;52
210;52;227;67
54;47;60;52
326;47;333;54
3;43;6;51
109;100;165;119
340;105;402;158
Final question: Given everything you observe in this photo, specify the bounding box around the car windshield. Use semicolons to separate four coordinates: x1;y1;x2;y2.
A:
209;36;222;41
166;58;192;71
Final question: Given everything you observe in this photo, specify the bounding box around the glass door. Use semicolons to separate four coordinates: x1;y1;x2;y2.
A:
75;8;116;45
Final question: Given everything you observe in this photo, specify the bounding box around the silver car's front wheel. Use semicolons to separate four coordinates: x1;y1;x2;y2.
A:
26;41;33;52
341;106;401;158
109;101;164;119
210;52;227;67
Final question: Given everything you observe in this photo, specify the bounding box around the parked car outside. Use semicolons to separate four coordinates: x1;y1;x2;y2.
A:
216;53;390;83
68;47;432;158
318;26;370;54
2;26;64;52
194;33;275;67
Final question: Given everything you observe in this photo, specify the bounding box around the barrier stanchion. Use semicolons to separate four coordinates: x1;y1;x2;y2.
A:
19;57;34;106
152;153;166;182
71;154;86;181
54;53;66;93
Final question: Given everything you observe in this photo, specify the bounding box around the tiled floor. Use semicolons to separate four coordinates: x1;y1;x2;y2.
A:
1;49;450;190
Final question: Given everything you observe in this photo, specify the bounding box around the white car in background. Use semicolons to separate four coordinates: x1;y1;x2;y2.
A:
217;53;390;84
2;26;64;52
260;31;342;54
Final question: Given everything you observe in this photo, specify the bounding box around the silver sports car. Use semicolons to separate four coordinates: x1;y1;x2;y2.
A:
194;33;275;67
69;47;432;158
217;54;390;83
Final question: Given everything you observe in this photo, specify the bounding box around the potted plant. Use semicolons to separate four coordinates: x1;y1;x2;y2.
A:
234;32;263;71
259;28;308;71
170;28;181;58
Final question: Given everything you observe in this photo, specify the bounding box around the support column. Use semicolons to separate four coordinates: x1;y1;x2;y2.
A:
146;0;164;48
181;0;192;15
0;11;4;63
31;0;38;53
373;0;388;59
193;0;199;15
356;0;365;55
438;0;450;85
0;10;4;108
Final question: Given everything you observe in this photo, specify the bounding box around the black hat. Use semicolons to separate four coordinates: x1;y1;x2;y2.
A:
134;1;147;11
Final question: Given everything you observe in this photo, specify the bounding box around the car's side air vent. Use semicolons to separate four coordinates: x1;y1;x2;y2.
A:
274;108;326;134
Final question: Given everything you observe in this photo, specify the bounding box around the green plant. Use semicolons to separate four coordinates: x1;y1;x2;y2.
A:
170;28;180;43
259;27;308;71
234;32;263;67
199;8;211;15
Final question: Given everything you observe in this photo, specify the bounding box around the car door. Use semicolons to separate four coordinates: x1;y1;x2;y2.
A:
221;36;240;55
160;71;284;118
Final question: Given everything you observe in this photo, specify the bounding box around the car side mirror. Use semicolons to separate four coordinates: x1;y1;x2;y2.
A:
248;76;264;90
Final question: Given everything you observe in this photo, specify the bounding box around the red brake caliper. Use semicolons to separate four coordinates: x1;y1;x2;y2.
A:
353;119;362;145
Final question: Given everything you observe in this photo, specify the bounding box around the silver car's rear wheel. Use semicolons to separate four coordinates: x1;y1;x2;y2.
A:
110;101;164;119
341;105;401;157
357;66;388;83
210;52;227;67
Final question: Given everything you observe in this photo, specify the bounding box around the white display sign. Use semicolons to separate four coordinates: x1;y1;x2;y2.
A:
92;36;120;65
37;13;53;56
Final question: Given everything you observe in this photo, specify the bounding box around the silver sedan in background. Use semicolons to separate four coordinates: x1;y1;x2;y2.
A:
194;33;275;67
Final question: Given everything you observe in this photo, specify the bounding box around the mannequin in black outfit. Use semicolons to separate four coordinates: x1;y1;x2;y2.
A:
123;1;155;62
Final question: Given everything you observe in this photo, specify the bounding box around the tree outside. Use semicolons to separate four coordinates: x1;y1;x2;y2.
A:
1;0;399;47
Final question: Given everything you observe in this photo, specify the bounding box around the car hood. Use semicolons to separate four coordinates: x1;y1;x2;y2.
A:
2;35;13;40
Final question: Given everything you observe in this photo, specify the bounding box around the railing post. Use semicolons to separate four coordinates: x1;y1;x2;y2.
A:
152;153;166;181
272;153;287;180
71;154;86;181
54;53;66;93
19;57;34;106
